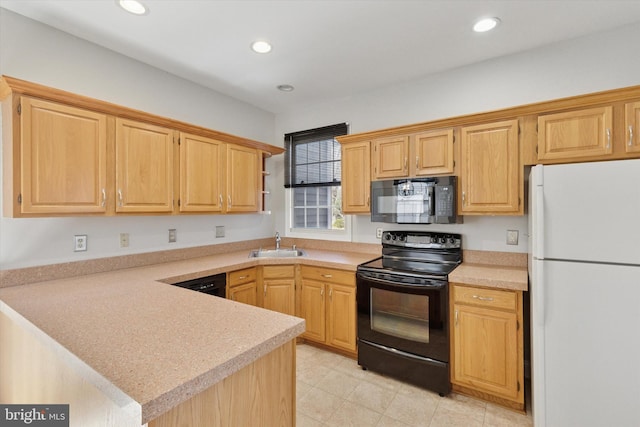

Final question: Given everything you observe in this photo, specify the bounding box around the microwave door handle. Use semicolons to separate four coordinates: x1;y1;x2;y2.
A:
427;185;435;216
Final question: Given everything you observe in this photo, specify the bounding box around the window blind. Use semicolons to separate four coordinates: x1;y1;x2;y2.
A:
284;123;348;188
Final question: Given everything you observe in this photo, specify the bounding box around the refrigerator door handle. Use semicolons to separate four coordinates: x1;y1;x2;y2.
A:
535;260;545;326
535;182;545;259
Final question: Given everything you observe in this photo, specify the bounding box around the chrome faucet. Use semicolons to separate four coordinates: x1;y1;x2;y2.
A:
275;231;281;250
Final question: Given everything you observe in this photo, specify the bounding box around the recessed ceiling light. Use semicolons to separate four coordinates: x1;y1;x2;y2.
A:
277;84;294;92
118;0;148;15
251;40;272;54
473;17;500;33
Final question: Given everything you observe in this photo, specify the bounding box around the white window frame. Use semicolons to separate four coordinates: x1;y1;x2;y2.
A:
285;187;352;241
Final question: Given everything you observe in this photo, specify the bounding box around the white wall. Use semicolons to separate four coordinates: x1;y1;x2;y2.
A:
0;9;278;269
1;8;639;269
274;22;640;252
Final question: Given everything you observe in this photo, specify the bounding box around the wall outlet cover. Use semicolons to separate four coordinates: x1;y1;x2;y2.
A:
74;235;87;252
120;233;129;248
376;228;383;239
168;229;177;243
506;230;519;245
215;226;225;238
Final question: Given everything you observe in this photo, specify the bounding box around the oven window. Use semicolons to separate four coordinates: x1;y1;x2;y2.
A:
370;288;429;343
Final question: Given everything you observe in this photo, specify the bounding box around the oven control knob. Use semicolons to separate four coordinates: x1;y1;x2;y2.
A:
439;237;446;243
391;234;397;240
398;235;405;242
449;237;456;244
431;236;437;243
384;234;391;241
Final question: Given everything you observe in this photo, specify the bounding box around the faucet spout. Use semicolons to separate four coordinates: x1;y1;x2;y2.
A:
275;231;281;250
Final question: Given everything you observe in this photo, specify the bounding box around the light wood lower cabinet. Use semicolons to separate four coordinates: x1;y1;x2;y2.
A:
450;283;524;412
262;265;296;316
300;266;356;355
227;267;257;306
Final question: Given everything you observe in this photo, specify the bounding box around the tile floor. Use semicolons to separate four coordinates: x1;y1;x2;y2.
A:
296;343;533;427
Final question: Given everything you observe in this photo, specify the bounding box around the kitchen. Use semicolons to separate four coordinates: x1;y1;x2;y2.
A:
1;2;640;426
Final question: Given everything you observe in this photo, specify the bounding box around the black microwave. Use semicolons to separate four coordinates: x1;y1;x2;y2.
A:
370;176;461;224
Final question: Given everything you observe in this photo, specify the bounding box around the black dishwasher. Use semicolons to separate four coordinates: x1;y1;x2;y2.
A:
171;273;226;298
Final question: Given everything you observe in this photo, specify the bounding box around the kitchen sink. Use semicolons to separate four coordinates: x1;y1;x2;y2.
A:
249;248;306;258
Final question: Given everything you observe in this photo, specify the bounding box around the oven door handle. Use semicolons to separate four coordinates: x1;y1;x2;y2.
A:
357;272;446;290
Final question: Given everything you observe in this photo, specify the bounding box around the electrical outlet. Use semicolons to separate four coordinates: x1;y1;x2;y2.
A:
168;229;177;243
215;226;225;238
507;230;519;245
74;235;87;252
376;228;383;239
120;233;129;248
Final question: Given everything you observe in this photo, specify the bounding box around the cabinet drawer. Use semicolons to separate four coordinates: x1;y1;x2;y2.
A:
452;285;517;312
301;266;354;286
228;268;256;287
262;265;295;279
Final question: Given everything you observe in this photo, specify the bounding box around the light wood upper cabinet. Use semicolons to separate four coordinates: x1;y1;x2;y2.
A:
451;284;524;410
460;120;522;215
115;118;174;213
411;129;455;176
226;144;259;213
17;97;108;215
625;101;640;154
179;133;225;212
341;141;371;214
372;135;409;179
538;106;613;161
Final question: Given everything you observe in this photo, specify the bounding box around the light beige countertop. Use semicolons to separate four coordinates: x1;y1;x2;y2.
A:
0;246;377;424
449;263;528;291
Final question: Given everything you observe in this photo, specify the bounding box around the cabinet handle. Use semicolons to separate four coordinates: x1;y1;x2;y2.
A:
415;156;419;169
101;188;106;207
219;194;223;206
228;195;232;208
329;288;333;301
630;125;634;147
321;274;333;278
320;288;324;298
404;157;407;171
462;191;466;206
238;275;248;280
472;295;494;302
455;309;458;326
606;128;611;149
118;189;123;207
366;195;370;207
264;284;267;296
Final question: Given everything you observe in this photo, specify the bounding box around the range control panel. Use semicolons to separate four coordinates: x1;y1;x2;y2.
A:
381;231;461;249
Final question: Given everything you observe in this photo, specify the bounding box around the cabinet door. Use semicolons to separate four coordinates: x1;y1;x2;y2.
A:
372;135;409;179
263;279;295;316
411;129;454;176
538;106;613;160
327;284;356;353
179;133;224;212
300;280;326;343
20;97;108;214
115;118;174;213
453;304;519;400
229;282;257;306
460;120;521;215
227;144;258;212
341;141;371;213
625;101;640;154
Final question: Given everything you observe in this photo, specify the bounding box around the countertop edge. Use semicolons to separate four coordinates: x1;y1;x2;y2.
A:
449;263;529;292
0;301;142;422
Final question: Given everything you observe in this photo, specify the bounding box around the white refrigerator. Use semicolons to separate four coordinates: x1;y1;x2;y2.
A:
529;159;640;427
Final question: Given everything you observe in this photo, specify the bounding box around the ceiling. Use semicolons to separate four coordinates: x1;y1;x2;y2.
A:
2;0;640;114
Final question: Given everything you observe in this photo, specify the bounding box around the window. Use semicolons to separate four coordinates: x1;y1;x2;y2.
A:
285;123;348;231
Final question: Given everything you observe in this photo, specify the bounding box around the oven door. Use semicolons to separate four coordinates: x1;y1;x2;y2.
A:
356;270;448;362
